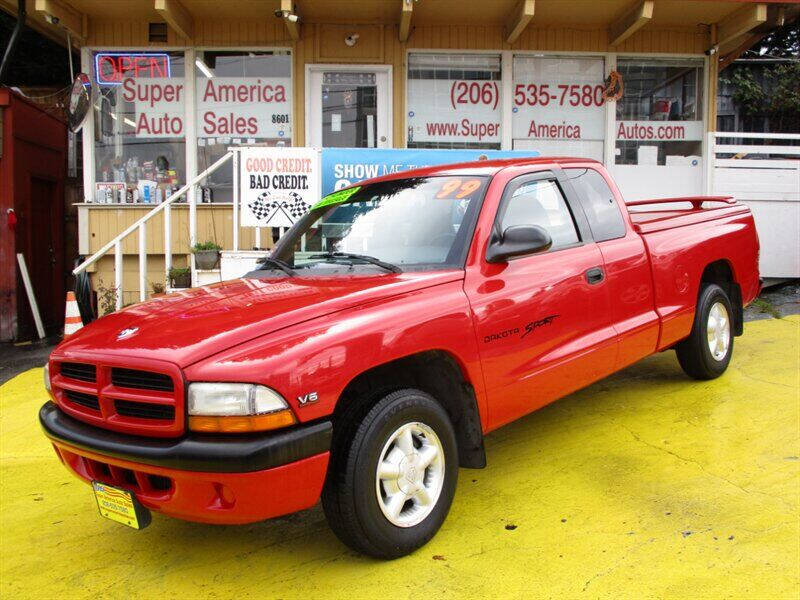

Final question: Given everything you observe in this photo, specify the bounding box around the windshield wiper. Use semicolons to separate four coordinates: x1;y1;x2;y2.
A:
257;257;297;277
309;252;402;273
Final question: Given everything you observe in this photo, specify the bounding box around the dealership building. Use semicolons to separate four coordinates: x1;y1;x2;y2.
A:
1;0;797;338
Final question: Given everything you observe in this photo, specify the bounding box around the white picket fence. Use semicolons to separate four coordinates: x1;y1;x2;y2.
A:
707;132;800;279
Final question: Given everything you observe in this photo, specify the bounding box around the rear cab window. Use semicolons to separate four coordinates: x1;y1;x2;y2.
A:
565;168;626;242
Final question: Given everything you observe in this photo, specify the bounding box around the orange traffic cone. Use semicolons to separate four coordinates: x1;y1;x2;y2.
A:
64;291;83;337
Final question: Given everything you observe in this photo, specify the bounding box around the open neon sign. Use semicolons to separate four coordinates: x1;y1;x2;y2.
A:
95;52;171;85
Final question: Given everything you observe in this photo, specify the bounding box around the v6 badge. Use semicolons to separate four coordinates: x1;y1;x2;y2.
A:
297;391;318;406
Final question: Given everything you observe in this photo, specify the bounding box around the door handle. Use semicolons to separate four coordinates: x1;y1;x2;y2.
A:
585;267;604;285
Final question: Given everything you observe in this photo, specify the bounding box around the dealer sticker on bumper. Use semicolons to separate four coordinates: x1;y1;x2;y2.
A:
92;482;151;530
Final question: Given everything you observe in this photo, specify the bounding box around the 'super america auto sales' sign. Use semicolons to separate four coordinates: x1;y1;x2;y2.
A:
240;147;319;228
196;77;291;139
119;76;292;139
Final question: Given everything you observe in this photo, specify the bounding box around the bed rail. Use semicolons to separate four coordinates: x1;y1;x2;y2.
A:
626;196;736;210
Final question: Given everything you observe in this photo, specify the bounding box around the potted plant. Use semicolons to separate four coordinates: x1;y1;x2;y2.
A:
168;266;191;289
151;281;167;298
192;240;222;270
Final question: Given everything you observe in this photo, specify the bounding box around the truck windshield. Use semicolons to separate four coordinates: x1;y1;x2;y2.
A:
267;175;490;273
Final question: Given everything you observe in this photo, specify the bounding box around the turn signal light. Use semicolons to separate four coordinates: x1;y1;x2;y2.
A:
188;410;296;433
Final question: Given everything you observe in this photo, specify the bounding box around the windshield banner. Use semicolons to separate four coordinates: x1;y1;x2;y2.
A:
320;148;539;196
239;147;321;227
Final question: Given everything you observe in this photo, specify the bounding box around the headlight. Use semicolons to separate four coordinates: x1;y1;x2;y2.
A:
187;383;296;433
43;363;51;393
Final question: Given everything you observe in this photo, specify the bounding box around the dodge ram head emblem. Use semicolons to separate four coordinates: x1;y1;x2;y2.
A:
117;327;139;340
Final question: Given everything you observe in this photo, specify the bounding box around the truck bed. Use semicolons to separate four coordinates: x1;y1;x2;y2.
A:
625;194;760;352
626;196;751;234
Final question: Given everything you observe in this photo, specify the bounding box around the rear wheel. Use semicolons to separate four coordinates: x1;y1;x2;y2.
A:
676;283;734;380
322;389;458;559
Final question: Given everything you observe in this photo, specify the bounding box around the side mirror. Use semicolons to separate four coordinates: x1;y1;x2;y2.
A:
486;225;552;263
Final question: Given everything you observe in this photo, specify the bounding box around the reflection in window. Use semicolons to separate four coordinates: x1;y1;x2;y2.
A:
501;180;579;249
322;72;377;148
512;55;606;161
407;53;502;150
566;168;626;241
92;51;186;204
195;51;292;202
282;176;489;269
615;59;704;166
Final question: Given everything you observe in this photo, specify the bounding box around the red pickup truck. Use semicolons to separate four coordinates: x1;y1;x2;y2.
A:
41;158;760;558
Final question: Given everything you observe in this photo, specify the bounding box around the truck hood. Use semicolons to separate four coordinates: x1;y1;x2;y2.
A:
54;271;463;367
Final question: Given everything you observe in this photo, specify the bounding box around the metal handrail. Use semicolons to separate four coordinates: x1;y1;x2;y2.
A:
73;150;234;309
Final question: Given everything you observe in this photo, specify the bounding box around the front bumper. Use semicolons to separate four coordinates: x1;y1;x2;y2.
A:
40;402;332;524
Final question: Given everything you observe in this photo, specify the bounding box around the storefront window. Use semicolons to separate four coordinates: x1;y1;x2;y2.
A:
406;53;501;150
512;56;606;160
615;58;704;166
92;51;185;204
195;50;292;202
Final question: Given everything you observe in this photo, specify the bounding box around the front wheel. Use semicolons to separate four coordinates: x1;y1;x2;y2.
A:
322;389;458;558
676;283;734;380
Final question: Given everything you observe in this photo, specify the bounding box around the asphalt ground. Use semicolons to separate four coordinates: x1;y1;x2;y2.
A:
0;337;58;385
1;315;798;598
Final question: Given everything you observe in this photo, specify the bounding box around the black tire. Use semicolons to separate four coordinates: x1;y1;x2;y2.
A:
322;389;459;559
675;283;735;380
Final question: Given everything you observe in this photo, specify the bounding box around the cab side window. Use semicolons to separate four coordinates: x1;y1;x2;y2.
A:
500;179;580;250
566;168;626;241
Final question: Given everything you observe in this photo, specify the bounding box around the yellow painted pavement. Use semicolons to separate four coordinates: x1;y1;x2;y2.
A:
1;316;798;599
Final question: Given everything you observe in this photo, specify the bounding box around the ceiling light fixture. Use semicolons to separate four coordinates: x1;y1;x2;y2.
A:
195;58;215;78
274;9;300;23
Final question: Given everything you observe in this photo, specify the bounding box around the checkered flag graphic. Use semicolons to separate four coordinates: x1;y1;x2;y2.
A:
248;191;311;225
248;192;279;222
285;191;312;219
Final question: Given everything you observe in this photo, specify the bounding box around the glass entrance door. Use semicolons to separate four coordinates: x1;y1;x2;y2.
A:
306;66;392;148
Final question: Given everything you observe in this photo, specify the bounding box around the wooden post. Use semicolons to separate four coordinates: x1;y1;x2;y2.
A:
399;0;413;42
114;241;123;310
138;224;147;302
16;253;46;339
233;149;239;252
164;203;172;285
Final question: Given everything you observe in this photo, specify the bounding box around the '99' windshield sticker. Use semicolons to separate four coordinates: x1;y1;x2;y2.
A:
312;186;361;211
435;178;483;199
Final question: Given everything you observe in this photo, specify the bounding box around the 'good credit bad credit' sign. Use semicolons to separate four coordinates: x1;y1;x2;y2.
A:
240;148;320;228
120;76;291;139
